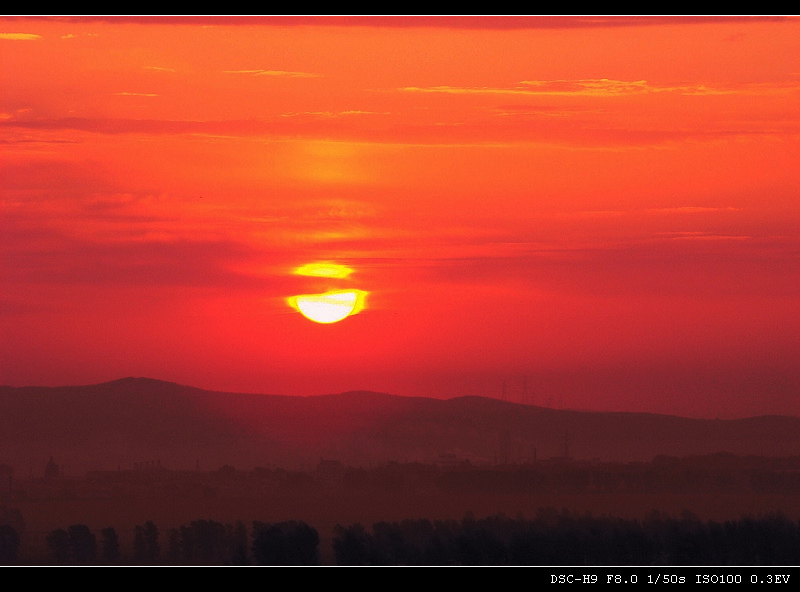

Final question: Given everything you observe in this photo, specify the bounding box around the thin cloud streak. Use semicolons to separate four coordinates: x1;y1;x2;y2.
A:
403;79;800;97
4;116;792;148
0;32;41;40
223;69;320;78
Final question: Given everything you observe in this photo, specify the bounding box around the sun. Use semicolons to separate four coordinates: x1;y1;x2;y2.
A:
287;290;367;324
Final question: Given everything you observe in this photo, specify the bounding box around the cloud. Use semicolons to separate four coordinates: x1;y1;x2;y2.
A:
59;33;98;39
644;206;741;215
404;79;700;97
520;79;653;96
493;105;584;117
401;80;654;97
278;110;387;119
2;114;792;149
0;33;41;40
114;92;159;97
223;69;320;78
0;159;118;194
144;66;176;72
2;228;263;289
397;235;799;301
404;79;800;98
657;232;752;241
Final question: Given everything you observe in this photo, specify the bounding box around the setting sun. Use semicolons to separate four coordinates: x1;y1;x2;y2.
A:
1;15;798;417
287;290;367;323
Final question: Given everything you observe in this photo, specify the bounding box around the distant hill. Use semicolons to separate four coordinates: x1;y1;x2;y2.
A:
2;377;799;474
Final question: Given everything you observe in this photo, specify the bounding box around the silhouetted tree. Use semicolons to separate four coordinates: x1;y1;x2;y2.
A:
330;510;800;566
164;520;248;565
101;527;120;564
182;520;227;564
333;523;370;565
68;524;97;563
0;506;25;534
252;521;319;565
47;528;70;563
177;524;194;563
134;521;160;564
0;525;20;564
228;521;249;565
167;528;182;563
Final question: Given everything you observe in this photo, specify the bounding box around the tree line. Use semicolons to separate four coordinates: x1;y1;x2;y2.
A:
334;510;800;565
3;510;800;565
1;519;318;565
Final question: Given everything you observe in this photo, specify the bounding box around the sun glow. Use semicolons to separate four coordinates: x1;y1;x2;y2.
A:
294;262;353;279
287;290;367;323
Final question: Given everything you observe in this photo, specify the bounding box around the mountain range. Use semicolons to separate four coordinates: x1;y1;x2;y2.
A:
2;377;799;474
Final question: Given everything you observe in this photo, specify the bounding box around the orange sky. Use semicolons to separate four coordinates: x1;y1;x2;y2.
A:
2;16;798;417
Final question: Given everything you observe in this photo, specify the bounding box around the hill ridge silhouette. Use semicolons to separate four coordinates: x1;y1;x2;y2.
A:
23;378;800;422
2;377;799;473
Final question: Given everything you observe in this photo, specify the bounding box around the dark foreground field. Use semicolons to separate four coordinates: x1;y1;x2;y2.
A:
4;456;800;565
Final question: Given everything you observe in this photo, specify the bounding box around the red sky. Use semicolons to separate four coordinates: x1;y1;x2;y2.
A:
2;16;798;418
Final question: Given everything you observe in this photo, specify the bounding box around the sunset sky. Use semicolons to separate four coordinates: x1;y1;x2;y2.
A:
2;16;798;418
